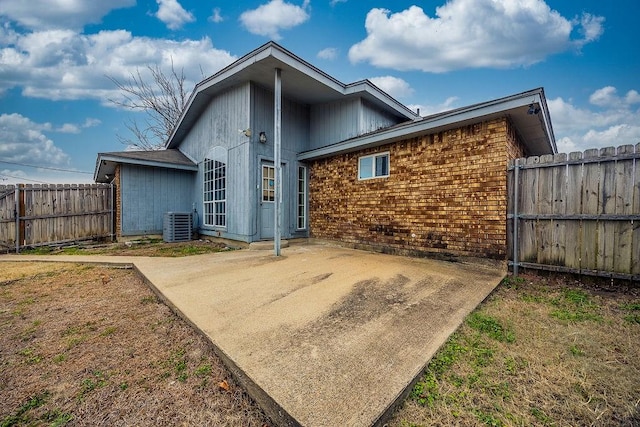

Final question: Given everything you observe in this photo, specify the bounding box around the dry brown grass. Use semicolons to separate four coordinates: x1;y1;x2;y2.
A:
389;273;640;427
0;262;270;426
18;239;230;257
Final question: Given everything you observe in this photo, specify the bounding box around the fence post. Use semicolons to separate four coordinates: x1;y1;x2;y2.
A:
513;159;520;276
15;185;22;253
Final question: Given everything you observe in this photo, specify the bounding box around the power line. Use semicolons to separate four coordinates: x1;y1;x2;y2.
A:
0;173;52;184
0;159;93;174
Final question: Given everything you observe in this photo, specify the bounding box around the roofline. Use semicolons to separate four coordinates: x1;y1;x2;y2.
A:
166;41;418;148
298;88;556;161
93;152;197;182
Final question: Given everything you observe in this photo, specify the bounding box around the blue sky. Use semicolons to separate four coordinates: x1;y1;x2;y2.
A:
0;0;638;184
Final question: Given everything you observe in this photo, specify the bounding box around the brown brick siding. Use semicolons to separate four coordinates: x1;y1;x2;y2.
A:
308;117;525;259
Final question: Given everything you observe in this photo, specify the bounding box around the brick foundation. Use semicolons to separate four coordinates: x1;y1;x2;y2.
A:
308;117;525;259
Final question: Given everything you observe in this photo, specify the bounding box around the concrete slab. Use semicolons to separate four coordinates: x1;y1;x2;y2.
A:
1;243;505;426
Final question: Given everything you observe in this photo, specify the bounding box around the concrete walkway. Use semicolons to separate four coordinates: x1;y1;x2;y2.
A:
1;244;505;426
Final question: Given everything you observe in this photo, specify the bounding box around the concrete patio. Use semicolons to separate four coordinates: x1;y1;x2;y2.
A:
1;243;506;426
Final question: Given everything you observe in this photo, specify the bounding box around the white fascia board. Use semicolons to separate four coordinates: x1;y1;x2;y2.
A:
96;154;198;171
167;43;419;148
345;81;419;120
269;50;417;120
270;46;346;93
537;90;557;153
165;45;274;149
166;43;339;148
298;91;544;161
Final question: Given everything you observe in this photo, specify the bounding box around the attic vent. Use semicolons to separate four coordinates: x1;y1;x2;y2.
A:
163;212;193;243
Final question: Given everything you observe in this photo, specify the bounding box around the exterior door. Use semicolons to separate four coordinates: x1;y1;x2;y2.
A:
260;163;275;239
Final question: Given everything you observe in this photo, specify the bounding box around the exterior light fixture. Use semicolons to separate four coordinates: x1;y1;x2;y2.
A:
259;131;267;143
527;104;540;115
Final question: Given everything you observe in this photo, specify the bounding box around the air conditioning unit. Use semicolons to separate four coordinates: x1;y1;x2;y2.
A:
163;212;193;242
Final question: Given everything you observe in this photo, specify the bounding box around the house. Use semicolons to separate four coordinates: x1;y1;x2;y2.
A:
95;41;555;259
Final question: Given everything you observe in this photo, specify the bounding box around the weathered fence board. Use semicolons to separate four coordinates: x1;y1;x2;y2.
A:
508;144;640;280
0;187;16;250
0;183;114;252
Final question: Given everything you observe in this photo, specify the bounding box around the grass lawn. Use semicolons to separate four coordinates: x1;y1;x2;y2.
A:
0;261;270;427
388;274;640;427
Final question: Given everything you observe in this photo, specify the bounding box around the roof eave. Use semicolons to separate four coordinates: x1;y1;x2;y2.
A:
94;152;197;183
298;88;556;161
166;41;419;149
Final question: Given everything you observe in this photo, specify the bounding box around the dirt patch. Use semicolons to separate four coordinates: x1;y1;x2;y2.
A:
0;262;270;426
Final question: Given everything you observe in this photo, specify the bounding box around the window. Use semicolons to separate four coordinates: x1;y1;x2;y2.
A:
262;165;275;202
358;152;389;180
204;158;226;227
297;166;307;229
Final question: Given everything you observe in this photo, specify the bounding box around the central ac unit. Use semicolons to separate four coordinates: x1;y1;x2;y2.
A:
163;212;193;242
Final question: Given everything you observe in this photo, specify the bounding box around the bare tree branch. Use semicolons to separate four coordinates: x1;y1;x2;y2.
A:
107;60;190;151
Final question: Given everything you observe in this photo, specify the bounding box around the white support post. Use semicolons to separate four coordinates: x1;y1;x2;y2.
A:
274;68;282;256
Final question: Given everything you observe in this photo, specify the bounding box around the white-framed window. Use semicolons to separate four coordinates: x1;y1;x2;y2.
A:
358;152;390;180
262;165;275;202
297;166;307;230
204;147;227;228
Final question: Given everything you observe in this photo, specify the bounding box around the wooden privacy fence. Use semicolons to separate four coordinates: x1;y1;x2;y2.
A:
507;144;640;281
0;184;114;252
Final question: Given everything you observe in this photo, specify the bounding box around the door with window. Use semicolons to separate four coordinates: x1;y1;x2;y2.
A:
260;163;276;239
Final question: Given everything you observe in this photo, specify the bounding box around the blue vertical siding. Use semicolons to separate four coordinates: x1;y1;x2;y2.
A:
251;83;310;239
310;98;405;149
120;164;195;235
178;83;254;241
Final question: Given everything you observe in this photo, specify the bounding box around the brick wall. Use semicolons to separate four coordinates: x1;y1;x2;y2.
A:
308;117;525;259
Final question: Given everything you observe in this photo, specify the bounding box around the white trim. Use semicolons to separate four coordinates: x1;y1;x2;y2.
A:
298;88;555;160
261;164;276;203
358;152;390;180
296;165;307;230
203;157;227;229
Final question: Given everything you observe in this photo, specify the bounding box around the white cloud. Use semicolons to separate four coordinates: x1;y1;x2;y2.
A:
57;123;81;134
0;113;70;166
83;118;102;128
317;47;338;60
239;0;310;40
0;168;28;183
348;0;604;72
0;28;236;102
368;76;414;100
0;0;135;30
155;0;195;30
576;13;605;44
582;125;640;148
549;86;640;153
208;8;224;23
330;0;347;6
589;86;640;108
